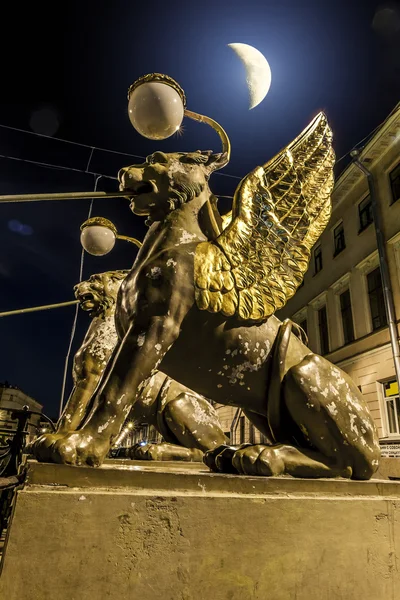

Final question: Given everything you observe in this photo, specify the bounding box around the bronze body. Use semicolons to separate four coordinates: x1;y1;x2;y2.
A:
32;271;226;463
33;113;380;478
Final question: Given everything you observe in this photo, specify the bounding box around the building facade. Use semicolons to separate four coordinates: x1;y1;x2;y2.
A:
115;422;161;449
0;382;43;443
279;103;400;456
215;104;400;454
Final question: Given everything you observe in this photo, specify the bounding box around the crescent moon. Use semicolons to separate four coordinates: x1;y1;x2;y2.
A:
228;43;272;110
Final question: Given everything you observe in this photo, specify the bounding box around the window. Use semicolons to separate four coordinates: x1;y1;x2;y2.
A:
333;222;345;256
383;380;400;435
339;289;354;344
358;195;373;232
390;163;400;205
299;319;308;338
239;415;245;444
318;306;329;355
314;245;323;274
249;423;255;444
367;267;387;331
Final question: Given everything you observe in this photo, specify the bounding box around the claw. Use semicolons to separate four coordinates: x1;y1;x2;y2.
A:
204;444;239;474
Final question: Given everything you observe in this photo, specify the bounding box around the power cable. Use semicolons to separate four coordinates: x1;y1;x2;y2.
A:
0;122;242;180
58;175;101;419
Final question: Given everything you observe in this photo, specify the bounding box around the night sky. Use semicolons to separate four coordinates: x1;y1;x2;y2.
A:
1;0;399;418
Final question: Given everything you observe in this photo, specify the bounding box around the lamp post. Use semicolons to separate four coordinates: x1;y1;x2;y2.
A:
0;218;142;318
80;217;142;256
0;73;230;311
0;73;230;206
351;149;400;391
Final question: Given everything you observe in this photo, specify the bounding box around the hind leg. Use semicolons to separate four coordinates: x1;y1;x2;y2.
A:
132;385;227;462
203;397;348;478
207;354;380;479
207;420;352;479
163;393;227;452
282;355;380;479
231;444;352;478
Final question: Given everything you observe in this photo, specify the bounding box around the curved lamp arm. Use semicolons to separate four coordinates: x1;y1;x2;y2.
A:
184;109;231;161
116;234;142;248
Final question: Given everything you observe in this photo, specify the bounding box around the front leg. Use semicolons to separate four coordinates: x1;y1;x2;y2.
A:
51;315;184;466
31;349;119;463
31;373;102;462
45;244;196;466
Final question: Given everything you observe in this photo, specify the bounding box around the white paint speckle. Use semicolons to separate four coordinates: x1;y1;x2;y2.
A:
137;333;146;347
326;401;338;416
116;393;126;406
98;421;110;434
179;229;198;244
349;413;359;436
87;315;118;365
146;266;162;279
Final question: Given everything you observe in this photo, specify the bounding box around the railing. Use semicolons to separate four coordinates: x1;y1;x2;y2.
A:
0;406;55;478
0;407;56;547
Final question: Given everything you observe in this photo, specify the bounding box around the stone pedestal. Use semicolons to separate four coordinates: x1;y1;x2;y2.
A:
1;460;400;600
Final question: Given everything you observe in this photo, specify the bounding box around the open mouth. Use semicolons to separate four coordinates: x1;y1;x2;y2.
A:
119;180;155;196
77;292;95;305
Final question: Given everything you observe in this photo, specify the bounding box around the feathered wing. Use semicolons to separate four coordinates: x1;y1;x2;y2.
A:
194;112;335;321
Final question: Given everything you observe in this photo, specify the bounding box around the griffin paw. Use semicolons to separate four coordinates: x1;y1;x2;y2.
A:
131;443;163;461
232;445;285;476
32;431;110;467
203;444;246;474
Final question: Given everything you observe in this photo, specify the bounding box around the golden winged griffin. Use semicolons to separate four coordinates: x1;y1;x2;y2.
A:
32;113;380;479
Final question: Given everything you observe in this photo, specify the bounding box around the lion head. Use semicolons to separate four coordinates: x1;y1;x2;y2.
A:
74;270;129;317
118;150;228;223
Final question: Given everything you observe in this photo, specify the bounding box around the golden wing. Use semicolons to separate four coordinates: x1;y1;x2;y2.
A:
194;112;335;321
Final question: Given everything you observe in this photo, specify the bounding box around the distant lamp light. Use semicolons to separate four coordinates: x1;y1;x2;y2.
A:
80;217;142;256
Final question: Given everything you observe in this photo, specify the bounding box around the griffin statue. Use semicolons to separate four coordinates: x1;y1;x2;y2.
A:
32;112;380;479
33;270;226;463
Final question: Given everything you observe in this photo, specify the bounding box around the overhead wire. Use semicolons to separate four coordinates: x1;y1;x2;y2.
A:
0;152;118;180
2;104;398;184
2;99;399;181
335;101;400;166
0;122;242;180
58;173;100;419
